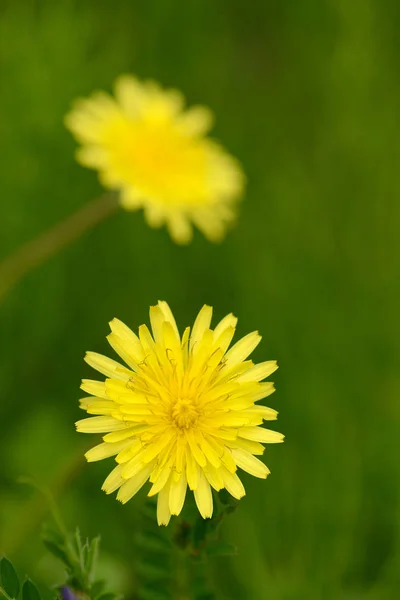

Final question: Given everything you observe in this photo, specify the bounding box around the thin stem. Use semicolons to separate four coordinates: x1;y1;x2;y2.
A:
0;586;13;600
0;192;119;302
5;447;86;554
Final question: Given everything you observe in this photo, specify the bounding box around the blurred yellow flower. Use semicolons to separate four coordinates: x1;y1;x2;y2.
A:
65;76;245;243
76;302;283;525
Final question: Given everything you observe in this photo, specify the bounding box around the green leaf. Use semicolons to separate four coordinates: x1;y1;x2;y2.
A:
0;557;20;599
85;537;100;581
22;580;41;600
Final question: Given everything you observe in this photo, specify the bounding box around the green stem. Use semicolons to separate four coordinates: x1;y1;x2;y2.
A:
0;192;119;302
0;586;13;600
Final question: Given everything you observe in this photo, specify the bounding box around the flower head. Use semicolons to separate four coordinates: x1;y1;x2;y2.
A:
65;76;245;244
76;302;283;525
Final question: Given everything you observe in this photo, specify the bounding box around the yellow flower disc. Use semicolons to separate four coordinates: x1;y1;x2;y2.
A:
76;302;283;525
66;76;245;243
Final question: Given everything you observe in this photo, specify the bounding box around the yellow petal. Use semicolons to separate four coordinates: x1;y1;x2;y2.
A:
220;467;245;499
148;466;172;496
186;448;198;490
190;305;213;352
76;416;126;433
84;352;131;381
166;213;193;244
85;439;131;462
102;424;148;442
169;473;187;515
140;431;175;463
198;434;222;468
239;427;284;443
220;447;237;473
178;105;214;136
121;451;147;478
149;305;166;343
237;361;278;382
252;382;276;402
109;318;145;363
80;379;108;399
117;463;153;503
245;406;278;421
158;301;180;339
186;431;207;467
194;470;213;519
213;313;238;338
85;400;116;416
224;332;261;367
102;464;125;494
203;464;224;491
138;324;156;353
113;74;145;116
227;437;265;455
214;325;236;355
231;448;270;478
105;380;144;404
157;482;172;526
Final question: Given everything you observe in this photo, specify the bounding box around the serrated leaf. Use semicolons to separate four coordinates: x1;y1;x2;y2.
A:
22;580;41;600
0;557;20;599
85;537;100;581
81;541;89;573
205;541;238;557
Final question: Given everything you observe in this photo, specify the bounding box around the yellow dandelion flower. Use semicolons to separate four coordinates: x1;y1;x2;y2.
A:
65;76;245;244
76;302;283;525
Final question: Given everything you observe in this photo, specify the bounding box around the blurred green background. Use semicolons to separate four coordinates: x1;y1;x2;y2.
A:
1;0;399;598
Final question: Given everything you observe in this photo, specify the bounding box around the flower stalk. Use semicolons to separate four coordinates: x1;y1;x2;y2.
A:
0;192;118;302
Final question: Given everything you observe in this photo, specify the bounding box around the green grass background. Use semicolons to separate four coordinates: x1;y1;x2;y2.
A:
0;0;399;598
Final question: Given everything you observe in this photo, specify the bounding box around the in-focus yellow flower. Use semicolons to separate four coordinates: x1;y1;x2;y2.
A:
65;76;245;244
76;302;283;525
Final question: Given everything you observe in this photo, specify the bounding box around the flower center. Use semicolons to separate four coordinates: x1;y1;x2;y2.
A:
111;120;209;205
171;397;199;430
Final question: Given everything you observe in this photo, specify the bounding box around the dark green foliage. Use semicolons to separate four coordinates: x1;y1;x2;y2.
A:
175;491;239;560
134;498;174;600
42;525;116;600
21;582;40;600
0;559;41;600
0;558;20;600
